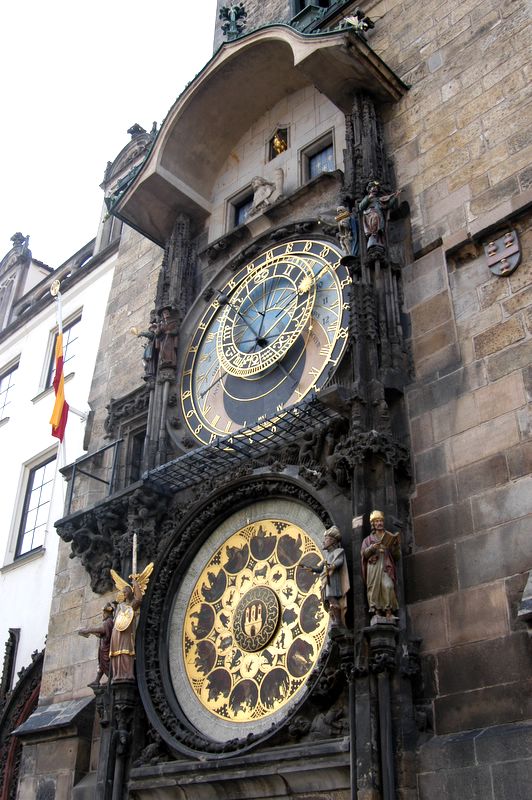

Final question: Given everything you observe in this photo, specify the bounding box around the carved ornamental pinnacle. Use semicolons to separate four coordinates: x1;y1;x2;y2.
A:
219;3;247;40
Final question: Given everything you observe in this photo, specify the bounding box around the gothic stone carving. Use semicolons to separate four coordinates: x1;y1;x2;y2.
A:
57;486;169;593
0;650;43;800
139;477;333;757
104;385;150;439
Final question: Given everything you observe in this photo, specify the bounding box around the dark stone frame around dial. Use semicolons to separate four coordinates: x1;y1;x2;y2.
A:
136;475;333;759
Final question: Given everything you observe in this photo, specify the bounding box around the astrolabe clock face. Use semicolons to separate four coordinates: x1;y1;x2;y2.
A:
167;502;329;743
181;238;351;444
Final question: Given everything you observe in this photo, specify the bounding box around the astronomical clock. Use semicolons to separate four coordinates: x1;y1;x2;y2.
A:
138;237;352;756
180;238;351;444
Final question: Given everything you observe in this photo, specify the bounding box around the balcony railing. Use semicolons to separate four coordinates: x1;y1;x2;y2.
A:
63;439;123;516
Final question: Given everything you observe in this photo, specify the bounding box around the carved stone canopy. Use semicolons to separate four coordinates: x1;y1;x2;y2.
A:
113;24;406;245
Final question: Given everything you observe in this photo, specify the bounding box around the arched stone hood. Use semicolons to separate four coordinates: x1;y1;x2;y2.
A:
113;25;407;246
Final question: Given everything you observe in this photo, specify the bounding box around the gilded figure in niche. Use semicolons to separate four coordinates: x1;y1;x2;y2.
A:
108;563;153;682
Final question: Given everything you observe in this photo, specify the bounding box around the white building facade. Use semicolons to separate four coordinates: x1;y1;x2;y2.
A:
0;234;116;687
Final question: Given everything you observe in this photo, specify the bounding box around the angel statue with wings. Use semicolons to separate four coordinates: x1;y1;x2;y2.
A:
109;563;153;682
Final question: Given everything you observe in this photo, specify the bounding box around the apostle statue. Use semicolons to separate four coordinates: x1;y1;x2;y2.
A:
108;563;154;682
336;205;359;257
359;181;401;252
78;602;116;686
360;510;400;621
155;307;179;369
311;526;350;627
131;310;158;378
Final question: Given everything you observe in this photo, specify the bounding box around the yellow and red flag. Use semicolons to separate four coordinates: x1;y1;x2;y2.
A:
49;331;69;441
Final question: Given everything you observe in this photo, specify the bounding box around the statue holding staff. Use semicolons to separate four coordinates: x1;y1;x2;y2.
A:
78;602;116;686
359;181;401;251
310;526;350;627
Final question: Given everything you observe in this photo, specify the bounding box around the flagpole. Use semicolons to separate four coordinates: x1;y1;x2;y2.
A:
54;285;65;455
49;279;70;442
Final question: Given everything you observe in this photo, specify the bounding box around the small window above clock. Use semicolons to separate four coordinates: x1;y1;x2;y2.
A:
229;187;254;229
300;131;335;183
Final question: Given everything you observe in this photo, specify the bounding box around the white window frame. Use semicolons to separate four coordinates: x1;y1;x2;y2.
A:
299;130;335;184
42;309;83;390
0;357;19;422
3;446;57;566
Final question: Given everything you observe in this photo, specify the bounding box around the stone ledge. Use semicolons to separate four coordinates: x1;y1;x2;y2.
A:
417;722;532;800
130;738;350;798
418;720;532;770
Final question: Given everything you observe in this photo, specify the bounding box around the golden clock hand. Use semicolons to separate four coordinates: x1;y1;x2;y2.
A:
217;291;261;339
314;264;329;282
275;359;298;387
297;263;328;294
199;367;227;398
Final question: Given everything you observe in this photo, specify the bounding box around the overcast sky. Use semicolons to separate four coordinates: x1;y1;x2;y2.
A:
0;0;218;268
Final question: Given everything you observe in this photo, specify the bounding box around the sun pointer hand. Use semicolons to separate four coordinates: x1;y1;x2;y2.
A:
217;291;261;339
200;367;227;398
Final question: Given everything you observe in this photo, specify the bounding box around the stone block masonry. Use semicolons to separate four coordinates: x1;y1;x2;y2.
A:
372;0;531;253
404;201;532;747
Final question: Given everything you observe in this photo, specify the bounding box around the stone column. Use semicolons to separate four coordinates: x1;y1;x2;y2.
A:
366;624;399;800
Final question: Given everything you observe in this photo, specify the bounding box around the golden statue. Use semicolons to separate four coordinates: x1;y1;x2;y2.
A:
109;562;153;682
272;130;287;155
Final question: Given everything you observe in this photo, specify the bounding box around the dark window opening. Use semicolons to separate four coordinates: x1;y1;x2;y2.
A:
129;430;146;484
234;195;253;227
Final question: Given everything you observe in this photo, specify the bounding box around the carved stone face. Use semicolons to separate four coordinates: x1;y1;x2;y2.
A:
323;534;335;550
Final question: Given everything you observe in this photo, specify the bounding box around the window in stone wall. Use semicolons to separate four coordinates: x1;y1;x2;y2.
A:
15;455;56;557
229;187;254;229
0;360;18;421
45;313;82;389
128;428;147;484
300;131;335;183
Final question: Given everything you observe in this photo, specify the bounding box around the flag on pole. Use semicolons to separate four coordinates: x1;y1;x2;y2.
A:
49;281;69;441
